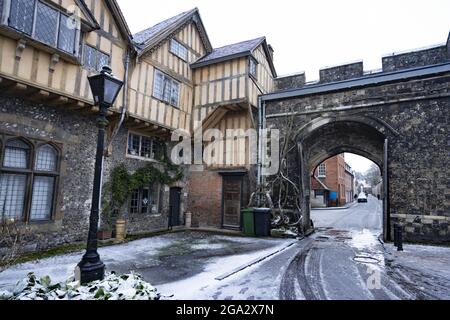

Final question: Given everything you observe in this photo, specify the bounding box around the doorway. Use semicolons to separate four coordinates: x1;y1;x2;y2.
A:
169;187;182;227
221;174;244;230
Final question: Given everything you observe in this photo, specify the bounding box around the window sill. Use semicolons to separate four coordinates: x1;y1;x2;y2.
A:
0;25;81;65
151;95;179;109
126;154;161;163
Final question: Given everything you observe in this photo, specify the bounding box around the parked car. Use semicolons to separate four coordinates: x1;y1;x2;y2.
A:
358;192;368;203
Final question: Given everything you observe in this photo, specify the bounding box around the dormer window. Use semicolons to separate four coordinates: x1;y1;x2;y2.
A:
170;39;188;61
0;0;80;56
249;57;258;79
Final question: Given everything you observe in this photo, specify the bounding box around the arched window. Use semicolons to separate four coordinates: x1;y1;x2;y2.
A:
30;145;58;221
3;139;30;169
0;136;60;222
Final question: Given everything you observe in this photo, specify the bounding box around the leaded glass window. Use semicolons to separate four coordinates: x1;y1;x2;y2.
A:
58;14;77;54
6;0;80;56
9;0;35;35
34;2;58;46
30;176;54;221
170;39;188;61
35;145;57;172
0;174;27;220
1;136;60;223
83;45;110;71
249;57;258;78
153;70;180;107
4;139;30;169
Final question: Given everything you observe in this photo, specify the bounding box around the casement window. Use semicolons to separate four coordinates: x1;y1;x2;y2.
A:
129;183;161;215
127;133;163;161
0;136;60;222
83;44;110;72
0;0;80;55
169;39;188;61
318;163;326;178
249;57;258;79
153;69;180;107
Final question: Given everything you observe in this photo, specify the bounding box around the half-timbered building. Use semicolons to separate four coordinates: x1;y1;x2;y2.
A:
0;2;278;254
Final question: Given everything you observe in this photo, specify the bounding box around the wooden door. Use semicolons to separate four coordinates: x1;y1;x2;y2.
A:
169;187;182;227
222;176;242;229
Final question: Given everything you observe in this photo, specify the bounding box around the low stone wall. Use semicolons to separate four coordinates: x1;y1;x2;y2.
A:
391;214;450;244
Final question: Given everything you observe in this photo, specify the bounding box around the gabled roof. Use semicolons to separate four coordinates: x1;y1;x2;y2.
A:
311;176;330;191
191;36;277;77
104;0;133;42
76;0;132;42
133;8;212;57
75;0;100;30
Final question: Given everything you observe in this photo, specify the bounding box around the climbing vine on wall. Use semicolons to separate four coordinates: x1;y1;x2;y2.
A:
101;148;183;229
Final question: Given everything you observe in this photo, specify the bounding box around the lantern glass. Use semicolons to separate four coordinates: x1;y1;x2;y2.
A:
88;66;123;107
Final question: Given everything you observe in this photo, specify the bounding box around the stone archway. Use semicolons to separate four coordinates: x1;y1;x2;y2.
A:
294;117;390;240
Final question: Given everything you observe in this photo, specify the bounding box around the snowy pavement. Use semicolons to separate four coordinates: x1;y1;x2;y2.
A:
0;232;294;298
2;197;449;300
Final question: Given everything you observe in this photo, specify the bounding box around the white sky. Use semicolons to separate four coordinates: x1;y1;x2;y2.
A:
344;153;376;173
116;0;449;171
117;0;450;80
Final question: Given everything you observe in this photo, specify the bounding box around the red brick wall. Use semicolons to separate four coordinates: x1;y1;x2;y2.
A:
187;170;223;228
313;154;347;206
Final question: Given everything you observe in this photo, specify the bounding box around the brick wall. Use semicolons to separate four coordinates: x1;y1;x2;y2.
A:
187;170;223;228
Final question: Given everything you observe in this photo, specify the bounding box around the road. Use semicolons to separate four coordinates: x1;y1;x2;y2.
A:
203;196;403;300
2;195;450;300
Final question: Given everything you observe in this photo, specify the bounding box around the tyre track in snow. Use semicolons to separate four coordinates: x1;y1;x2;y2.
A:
279;242;327;300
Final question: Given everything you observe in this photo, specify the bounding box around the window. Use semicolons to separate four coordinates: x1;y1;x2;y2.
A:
0;137;60;222
153;69;180;107
34;1;58;46
127;133;163;161
249;57;258;78
83;45;110;71
170;39;188;61
318;163;326;178
5;0;79;55
129;183;161;215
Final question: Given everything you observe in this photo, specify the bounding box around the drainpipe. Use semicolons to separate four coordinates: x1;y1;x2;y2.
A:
105;49;130;153
257;96;265;206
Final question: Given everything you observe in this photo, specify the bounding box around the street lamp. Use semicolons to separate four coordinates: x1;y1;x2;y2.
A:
76;66;124;284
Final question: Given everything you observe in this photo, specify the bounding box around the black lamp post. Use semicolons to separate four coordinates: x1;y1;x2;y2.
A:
76;66;124;284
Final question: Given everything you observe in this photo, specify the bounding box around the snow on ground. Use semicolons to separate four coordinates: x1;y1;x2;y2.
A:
157;240;295;300
0;232;292;297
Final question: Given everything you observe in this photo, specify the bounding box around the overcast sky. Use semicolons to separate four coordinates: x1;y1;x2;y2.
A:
117;0;450;80
116;0;449;172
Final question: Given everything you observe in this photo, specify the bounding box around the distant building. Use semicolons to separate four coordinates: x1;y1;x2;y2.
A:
311;154;355;208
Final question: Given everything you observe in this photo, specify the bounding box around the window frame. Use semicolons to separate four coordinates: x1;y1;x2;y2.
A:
249;56;258;80
82;44;110;72
126;132;162;162
0;0;81;57
317;163;326;178
0;133;61;224
169;38;188;62
152;69;180;108
128;183;162;216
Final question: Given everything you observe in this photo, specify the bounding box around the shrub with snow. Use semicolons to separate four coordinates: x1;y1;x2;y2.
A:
0;272;160;300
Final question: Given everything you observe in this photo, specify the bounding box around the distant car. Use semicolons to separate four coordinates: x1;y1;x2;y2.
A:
358;192;368;203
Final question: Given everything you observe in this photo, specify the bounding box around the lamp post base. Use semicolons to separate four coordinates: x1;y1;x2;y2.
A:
76;253;105;284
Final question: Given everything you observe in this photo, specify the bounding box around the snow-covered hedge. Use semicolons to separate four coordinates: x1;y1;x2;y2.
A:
0;272;160;300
